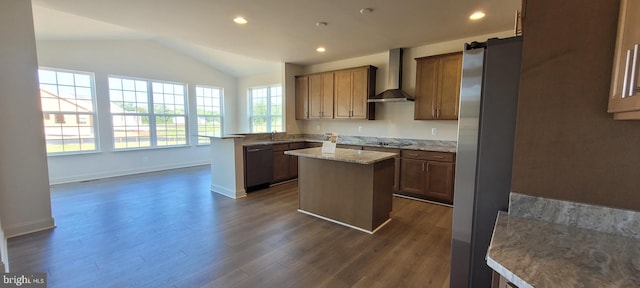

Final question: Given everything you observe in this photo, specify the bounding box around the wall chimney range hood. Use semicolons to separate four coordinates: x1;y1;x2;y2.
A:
368;48;415;102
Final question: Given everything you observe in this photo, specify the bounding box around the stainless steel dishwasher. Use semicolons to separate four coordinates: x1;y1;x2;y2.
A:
244;145;273;191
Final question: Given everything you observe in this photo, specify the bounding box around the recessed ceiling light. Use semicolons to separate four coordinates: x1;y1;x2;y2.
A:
233;17;248;24
469;11;485;20
316;47;326;53
316;22;328;27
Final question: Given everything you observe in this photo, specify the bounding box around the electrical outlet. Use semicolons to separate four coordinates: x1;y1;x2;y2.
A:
431;128;438;136
358;126;363;133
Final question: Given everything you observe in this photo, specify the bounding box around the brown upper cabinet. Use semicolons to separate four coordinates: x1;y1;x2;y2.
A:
295;66;376;120
295;76;309;119
334;66;376;120
309;72;334;119
414;52;462;120
608;0;640;120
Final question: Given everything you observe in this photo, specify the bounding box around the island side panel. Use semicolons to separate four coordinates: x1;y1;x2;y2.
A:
371;158;395;229
298;157;394;231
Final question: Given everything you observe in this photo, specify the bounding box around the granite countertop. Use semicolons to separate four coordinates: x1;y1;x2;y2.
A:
284;147;397;165
487;211;640;288
243;138;457;153
402;144;457;153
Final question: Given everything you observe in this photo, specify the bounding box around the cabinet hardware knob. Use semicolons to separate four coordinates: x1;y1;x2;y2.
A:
436;108;440;118
422;162;425;172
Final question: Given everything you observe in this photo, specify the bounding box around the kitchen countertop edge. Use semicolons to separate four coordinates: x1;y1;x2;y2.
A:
285;147;397;165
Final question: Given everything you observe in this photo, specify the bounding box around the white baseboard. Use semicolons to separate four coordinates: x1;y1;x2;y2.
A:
211;184;246;199
3;217;55;238
49;161;210;185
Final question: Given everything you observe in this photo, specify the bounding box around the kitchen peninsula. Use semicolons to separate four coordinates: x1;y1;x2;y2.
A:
285;147;397;233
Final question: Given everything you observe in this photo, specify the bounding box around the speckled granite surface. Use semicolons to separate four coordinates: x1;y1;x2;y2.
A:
509;193;640;240
241;133;457;153
487;211;640;288
284;147;396;165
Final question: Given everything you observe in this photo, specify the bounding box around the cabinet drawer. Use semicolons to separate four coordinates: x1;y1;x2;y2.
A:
401;150;454;162
272;143;290;152
289;142;306;150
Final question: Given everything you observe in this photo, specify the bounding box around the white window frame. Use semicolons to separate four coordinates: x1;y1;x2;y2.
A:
195;85;224;144
108;76;189;150
38;67;99;155
248;84;283;133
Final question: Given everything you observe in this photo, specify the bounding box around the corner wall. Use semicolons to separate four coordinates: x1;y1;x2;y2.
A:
511;0;640;210
0;0;55;237
297;30;514;140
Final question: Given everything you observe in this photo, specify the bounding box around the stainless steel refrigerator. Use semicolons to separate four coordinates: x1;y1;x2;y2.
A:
450;36;523;288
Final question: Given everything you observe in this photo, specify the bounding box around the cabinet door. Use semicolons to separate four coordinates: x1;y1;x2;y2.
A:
437;53;462;120
351;67;369;119
414;57;439;120
334;70;352;119
309;74;323;118
322;72;335;118
295;76;309;119
424;161;455;203
272;150;289;183
399;158;426;195
289;155;298;179
609;0;640;116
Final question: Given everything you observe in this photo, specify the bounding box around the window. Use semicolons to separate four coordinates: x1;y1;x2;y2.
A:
196;86;223;144
108;76;187;149
248;84;282;133
39;68;97;154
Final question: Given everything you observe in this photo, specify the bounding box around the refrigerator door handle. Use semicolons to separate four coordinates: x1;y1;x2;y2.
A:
623;49;631;99
630;44;639;97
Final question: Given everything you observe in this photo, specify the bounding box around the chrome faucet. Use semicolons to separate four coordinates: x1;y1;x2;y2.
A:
271;130;277;141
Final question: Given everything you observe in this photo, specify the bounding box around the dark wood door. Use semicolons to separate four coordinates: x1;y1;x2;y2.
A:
289;155;298;179
424;161;455;203
437;53;462;120
272;151;289;183
399;158;426;195
295;76;308;119
414;57;439;120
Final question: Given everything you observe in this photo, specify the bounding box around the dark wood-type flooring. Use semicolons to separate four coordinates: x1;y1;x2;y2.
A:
8;165;452;288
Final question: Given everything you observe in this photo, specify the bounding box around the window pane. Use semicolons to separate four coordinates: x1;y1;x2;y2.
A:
195;86;223;139
39;68;97;154
248;84;282;133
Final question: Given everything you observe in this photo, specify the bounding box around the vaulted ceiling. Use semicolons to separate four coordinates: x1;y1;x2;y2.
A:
31;0;521;77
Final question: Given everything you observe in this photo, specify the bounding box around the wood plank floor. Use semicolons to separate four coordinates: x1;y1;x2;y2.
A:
7;165;452;288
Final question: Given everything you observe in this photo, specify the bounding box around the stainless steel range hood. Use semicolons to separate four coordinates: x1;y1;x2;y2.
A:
368;48;415;102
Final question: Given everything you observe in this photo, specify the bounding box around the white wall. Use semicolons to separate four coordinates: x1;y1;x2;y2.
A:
296;30;515;140
235;70;283;133
0;0;55;238
0;216;6;272
36;39;238;184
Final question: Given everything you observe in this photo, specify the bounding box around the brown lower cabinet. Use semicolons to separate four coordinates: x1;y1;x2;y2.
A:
399;150;455;204
272;142;306;183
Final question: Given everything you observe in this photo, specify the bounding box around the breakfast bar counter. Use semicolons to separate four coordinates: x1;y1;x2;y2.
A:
285;147;397;233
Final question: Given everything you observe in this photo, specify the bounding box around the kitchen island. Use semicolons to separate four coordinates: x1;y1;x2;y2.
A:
285;147;397;233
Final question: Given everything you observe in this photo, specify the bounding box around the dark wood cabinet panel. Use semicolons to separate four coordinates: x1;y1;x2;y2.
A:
399;150;455;204
425;161;455;204
334;66;376;120
415;52;462;120
272;150;289;183
309;73;334;119
399;158;426;195
295;76;309;120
